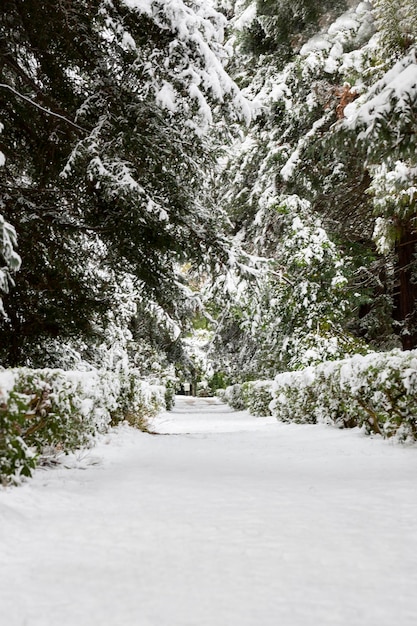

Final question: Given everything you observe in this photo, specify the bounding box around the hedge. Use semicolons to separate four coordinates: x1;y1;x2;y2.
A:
220;350;417;442
0;367;166;484
270;350;417;440
220;380;273;416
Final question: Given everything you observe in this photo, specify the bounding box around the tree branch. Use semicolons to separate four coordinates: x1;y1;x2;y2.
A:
0;83;87;133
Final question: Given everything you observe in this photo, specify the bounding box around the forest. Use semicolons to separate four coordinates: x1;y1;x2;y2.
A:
1;0;417;481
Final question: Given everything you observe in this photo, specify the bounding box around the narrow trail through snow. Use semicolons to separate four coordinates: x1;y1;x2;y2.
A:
1;396;417;626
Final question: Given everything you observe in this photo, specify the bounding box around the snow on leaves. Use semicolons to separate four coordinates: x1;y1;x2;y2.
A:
342;49;417;140
118;0;251;129
0;126;21;317
0;214;21;316
339;42;417;251
54;0;255;318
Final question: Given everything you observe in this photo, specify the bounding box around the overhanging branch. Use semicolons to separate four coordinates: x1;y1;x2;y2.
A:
0;83;87;133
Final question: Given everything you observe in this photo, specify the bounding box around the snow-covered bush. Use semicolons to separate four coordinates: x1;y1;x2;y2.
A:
242;380;273;416
222;383;246;410
164;379;176;411
270;349;417;440
0;367;166;484
221;380;273;416
117;373;165;430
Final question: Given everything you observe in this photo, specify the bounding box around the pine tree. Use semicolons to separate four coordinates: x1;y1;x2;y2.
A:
373;0;417;54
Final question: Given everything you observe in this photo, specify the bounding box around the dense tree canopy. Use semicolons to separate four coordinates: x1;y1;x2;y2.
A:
0;0;248;366
205;0;417;382
1;0;417;382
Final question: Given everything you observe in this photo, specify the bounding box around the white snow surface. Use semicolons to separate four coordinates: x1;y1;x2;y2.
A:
1;396;417;626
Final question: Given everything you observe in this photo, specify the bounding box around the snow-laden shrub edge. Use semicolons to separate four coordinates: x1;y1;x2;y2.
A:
220;351;417;441
270;350;417;440
0;367;166;484
220;380;274;416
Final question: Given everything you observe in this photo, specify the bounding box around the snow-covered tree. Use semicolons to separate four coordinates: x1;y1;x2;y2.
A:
205;1;381;381
373;0;417;54
0;125;21;318
0;0;249;366
233;0;348;61
0;216;21;318
336;1;417;348
208;195;366;379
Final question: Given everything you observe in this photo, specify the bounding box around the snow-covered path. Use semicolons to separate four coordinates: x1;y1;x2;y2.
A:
1;396;417;626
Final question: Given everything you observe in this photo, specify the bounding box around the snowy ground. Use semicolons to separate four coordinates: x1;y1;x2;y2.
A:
1;396;417;626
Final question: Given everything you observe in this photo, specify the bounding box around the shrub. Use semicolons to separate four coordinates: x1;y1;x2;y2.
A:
1;369;94;484
242;381;274;416
0;367;167;484
164;379;176;411
270;349;417;440
223;383;246;410
209;351;417;441
122;377;166;430
221;380;273;416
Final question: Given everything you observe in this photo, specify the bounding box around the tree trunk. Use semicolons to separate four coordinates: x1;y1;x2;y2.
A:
394;227;417;350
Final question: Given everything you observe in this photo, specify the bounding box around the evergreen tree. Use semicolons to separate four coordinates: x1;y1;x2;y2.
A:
226;0;417;360
236;0;347;61
208;0;382;380
0;0;248;366
338;0;417;348
0;124;21;318
373;0;417;54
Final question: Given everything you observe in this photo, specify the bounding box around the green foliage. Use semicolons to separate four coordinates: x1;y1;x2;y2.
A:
336;40;417;347
0;403;38;484
0;367;167;484
0;213;21;318
239;0;347;62
210;194;368;380
164;379;176;412
216;0;417;367
373;0;417;55
221;351;417;441
15;371;95;450
121;378;165;430
222;383;246;410
0;135;21;318
208;370;230;393
270;350;417;440
242;380;273;416
0;369;89;483
0;0;246;367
